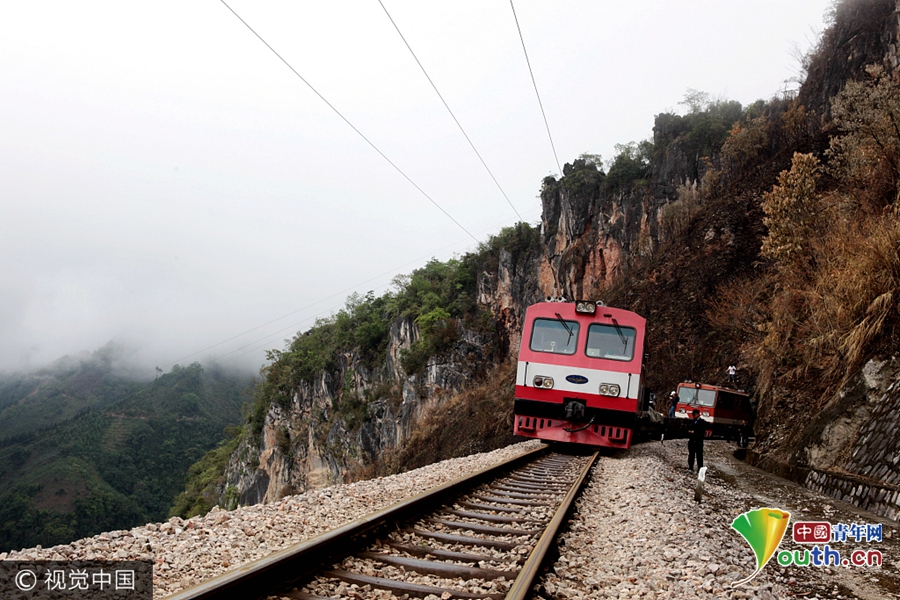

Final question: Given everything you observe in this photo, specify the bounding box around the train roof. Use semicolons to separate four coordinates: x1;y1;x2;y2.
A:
676;381;749;396
524;301;646;325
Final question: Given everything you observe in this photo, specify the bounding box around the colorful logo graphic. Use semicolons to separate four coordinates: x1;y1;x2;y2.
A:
730;508;791;587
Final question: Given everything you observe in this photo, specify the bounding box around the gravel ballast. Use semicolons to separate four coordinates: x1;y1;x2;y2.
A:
539;440;899;600
2;438;897;599
0;441;542;598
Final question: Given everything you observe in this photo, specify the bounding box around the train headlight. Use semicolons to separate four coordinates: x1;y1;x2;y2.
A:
575;300;596;314
598;383;621;396
533;376;554;389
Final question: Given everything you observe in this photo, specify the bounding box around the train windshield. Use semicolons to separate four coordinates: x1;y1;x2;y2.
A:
530;318;579;355
678;387;716;407
585;323;636;361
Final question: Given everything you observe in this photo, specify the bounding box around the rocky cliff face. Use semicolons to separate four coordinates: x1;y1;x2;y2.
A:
222;314;495;505
800;0;900;117
749;357;900;521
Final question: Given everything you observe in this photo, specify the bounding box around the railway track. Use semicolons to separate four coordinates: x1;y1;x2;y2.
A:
165;446;598;600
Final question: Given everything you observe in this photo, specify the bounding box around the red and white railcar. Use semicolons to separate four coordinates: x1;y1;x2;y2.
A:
513;300;646;448
673;382;752;443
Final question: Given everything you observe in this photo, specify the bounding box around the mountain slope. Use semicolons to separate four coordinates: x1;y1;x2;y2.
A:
0;343;144;441
0;362;250;552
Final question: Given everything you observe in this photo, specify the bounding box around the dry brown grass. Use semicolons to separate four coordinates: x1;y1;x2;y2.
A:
720;69;900;408
807;212;900;376
731;194;900;406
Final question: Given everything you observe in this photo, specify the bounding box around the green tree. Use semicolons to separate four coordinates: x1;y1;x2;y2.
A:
603;141;653;193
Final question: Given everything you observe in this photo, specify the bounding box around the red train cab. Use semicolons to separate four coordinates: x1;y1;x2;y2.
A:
673;382;752;443
513;300;646;448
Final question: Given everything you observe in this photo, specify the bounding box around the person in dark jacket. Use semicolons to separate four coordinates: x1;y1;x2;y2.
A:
687;409;707;472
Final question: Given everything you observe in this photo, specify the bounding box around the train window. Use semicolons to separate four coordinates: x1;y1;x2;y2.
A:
585;324;636;361
529;318;579;354
678;387;716;407
717;392;736;411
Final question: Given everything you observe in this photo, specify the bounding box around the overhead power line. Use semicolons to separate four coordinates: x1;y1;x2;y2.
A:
509;0;562;175
156;201;539;375
211;205;543;366
219;0;478;243
377;0;524;223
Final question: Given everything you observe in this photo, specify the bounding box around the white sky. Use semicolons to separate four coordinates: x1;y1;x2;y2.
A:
0;0;832;375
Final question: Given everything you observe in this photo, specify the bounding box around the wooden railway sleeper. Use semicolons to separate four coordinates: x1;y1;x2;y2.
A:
357;551;517;580
445;509;542;525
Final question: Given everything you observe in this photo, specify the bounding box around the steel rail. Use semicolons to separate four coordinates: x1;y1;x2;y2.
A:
503;449;599;600
162;445;549;600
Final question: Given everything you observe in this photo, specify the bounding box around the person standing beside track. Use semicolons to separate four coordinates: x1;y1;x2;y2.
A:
687;408;707;472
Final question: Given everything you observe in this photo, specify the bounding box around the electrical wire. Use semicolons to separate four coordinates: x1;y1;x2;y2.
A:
211;206;543;366
219;0;478;243
377;0;524;223
509;0;562;175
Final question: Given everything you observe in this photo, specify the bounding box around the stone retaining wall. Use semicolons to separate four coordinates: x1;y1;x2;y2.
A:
750;365;900;522
804;376;900;521
805;469;900;521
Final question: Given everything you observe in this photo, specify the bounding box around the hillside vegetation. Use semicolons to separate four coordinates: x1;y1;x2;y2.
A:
598;0;900;465
253;226;537;433
720;66;900;456
0;362;250;552
173;223;541;516
0;344;143;441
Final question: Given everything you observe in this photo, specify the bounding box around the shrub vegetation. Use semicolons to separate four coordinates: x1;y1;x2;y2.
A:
708;65;900;407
